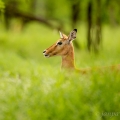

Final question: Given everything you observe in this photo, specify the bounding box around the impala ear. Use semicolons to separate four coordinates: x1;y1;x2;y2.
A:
59;31;64;39
59;31;68;39
68;29;77;42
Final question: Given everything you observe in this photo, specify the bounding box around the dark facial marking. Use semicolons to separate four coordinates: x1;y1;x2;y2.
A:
53;52;57;55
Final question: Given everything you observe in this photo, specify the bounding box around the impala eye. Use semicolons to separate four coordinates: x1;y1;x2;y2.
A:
57;41;62;45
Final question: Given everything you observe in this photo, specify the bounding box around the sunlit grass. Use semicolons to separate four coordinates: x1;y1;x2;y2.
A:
0;23;120;120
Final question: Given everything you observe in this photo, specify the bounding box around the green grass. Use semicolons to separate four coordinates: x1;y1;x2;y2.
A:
0;23;120;120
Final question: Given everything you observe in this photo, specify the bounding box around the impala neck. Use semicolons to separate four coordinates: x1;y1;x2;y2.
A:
61;43;75;69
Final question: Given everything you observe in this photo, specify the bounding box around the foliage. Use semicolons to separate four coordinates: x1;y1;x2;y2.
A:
1;0;120;119
3;0;120;24
0;23;120;120
0;0;5;11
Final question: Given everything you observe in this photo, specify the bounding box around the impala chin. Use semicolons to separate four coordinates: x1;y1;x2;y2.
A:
43;53;50;58
44;55;50;58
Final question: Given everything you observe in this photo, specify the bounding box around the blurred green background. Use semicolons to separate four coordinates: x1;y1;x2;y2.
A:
0;0;120;120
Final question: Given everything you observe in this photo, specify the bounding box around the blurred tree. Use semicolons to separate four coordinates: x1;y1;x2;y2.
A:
107;0;120;26
71;0;81;49
87;0;102;53
4;0;61;30
0;0;4;10
71;0;80;28
68;0;81;49
0;0;4;17
2;0;120;51
87;1;92;51
95;0;102;53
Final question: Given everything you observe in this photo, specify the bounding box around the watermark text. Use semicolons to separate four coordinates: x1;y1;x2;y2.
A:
101;112;120;118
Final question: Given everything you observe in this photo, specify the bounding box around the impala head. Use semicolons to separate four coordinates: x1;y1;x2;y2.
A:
43;29;77;57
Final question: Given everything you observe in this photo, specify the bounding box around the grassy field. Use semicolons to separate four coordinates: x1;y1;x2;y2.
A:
0;23;120;120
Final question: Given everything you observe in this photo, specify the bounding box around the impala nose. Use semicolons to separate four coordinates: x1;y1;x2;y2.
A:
43;50;49;57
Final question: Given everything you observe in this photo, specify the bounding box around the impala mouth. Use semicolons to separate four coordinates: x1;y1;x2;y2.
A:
44;54;50;57
43;53;50;58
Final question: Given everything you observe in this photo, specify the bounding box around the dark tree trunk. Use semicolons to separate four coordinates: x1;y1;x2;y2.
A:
87;2;92;51
71;1;80;28
71;0;80;49
94;0;102;53
87;0;102;53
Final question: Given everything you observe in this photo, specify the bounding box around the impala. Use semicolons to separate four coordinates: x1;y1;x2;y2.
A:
43;29;120;73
